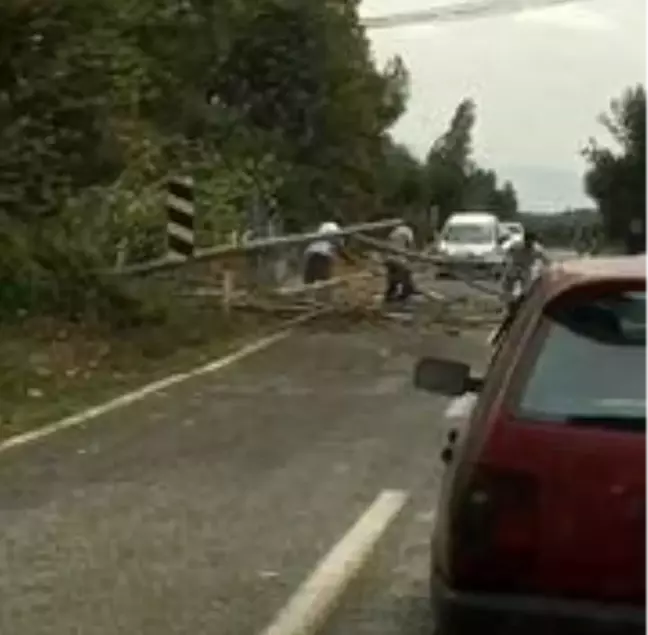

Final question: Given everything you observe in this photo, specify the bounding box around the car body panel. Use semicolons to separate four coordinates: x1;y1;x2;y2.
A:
432;573;645;634
436;212;504;274
438;212;502;262
430;255;646;632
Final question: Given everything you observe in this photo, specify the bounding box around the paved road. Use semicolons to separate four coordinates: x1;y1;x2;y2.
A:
321;332;489;635
319;252;577;634
0;292;487;635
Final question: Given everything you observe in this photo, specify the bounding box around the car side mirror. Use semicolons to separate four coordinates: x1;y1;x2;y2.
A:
413;357;474;397
464;375;484;393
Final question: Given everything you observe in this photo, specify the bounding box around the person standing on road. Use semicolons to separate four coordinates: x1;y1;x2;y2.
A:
384;222;416;304
501;231;548;303
491;231;549;349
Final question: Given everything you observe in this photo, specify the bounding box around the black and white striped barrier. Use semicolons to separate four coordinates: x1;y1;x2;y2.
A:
167;176;195;260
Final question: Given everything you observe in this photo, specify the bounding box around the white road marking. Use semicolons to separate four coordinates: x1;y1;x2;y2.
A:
259;489;409;635
444;393;478;419
0;311;320;454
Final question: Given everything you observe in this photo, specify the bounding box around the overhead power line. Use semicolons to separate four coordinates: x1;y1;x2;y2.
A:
361;0;589;29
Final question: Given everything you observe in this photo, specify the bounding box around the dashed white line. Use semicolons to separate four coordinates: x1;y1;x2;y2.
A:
259;489;409;635
0;311;320;454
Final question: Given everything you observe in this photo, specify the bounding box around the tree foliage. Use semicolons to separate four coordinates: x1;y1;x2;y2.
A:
0;0;408;225
521;208;601;248
464;169;518;219
374;139;425;209
0;0;531;321
176;0;409;226
424;98;519;225
0;0;412;317
583;84;646;250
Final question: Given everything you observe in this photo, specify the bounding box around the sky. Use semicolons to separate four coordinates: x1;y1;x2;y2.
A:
360;0;646;212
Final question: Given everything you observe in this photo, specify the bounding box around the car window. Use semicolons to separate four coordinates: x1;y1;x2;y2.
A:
516;290;646;430
442;224;494;244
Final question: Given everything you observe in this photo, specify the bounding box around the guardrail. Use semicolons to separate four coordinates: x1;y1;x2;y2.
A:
107;218;576;319
109;218;403;277
106;218;405;316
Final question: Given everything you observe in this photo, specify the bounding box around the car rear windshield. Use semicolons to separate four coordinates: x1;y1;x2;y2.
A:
442;224;494;244
516;288;646;431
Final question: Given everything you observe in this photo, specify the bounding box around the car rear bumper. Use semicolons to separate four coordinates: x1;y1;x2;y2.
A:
436;258;501;279
431;571;645;634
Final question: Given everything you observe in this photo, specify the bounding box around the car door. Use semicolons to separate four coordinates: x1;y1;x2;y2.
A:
432;283;544;576
505;286;646;601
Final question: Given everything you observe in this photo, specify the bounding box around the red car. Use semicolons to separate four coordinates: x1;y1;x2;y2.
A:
415;256;646;634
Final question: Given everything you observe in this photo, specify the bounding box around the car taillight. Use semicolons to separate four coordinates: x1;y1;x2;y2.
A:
449;464;540;592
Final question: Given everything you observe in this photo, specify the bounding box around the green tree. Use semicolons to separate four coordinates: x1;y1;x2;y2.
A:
520;208;600;248
491;180;518;218
375;139;425;209
423;101;473;221
424;98;519;222
583;84;645;250
424;99;477;224
0;1;127;220
211;0;409;225
463;169;518;218
463;167;496;210
0;0;416;316
431;98;476;166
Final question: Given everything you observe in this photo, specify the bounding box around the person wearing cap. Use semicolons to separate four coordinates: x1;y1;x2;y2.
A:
383;222;416;304
303;219;344;284
491;231;549;348
501;230;548;303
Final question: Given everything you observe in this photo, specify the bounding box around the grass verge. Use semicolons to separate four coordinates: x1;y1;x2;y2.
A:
0;303;287;442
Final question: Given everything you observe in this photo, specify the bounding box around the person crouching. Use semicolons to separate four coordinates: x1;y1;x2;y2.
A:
303;220;343;284
384;223;416;304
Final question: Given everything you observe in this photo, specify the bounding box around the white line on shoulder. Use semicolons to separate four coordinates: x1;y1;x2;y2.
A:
0;311;320;454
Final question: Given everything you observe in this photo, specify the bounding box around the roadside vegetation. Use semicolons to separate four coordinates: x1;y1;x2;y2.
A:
0;0;410;435
583;85;646;253
0;0;642;436
532;85;646;251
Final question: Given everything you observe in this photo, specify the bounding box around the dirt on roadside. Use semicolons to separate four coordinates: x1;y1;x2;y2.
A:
0;307;286;441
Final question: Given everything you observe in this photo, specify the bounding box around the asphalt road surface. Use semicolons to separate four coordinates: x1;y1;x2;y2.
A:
0;280;488;635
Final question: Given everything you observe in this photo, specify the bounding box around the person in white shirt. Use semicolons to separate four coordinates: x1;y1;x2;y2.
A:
384;223;416;303
501;231;548;303
491;231;549;349
303;220;343;284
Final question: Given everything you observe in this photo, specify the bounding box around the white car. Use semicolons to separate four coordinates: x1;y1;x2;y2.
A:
436;212;504;278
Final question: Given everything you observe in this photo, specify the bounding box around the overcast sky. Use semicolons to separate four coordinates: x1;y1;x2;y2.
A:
360;0;646;211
